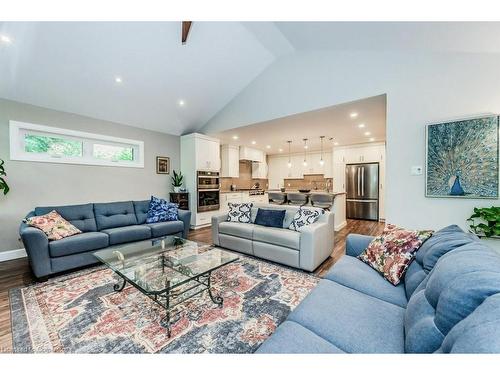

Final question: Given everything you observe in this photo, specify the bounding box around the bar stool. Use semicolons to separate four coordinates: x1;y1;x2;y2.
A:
310;193;334;211
268;192;287;205
287;192;308;206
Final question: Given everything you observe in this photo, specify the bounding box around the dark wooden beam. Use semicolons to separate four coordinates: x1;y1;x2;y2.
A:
182;21;192;45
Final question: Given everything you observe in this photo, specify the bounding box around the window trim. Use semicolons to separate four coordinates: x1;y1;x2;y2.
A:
9;120;145;168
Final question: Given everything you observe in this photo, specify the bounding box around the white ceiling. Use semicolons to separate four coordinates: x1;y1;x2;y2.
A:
211;94;386;155
0;22;278;135
1;22;499;137
275;22;500;53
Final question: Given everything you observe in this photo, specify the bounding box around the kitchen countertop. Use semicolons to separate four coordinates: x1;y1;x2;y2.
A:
266;190;346;196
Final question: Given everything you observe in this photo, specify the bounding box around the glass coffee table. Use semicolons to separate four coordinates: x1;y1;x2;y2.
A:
94;236;239;337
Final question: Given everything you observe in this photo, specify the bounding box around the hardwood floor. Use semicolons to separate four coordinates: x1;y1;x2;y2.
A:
0;219;384;352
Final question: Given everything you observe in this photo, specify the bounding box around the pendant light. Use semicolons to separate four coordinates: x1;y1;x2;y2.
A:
287;140;292;168
303;138;308;167
319;136;325;166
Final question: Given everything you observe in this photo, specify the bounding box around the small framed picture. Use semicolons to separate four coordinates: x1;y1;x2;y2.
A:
156;156;170;174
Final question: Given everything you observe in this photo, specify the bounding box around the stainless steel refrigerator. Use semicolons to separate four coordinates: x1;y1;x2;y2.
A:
345;163;379;221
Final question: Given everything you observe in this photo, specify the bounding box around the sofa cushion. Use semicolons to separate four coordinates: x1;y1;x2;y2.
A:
146;196;179;223
250;205;299;229
254;208;286;228
101;225;151;245
219;222;255;240
133;200;150;224
35;203;96;232
253;225;300;250
227;203;253;223
94;201;137;230
49;231;109;257
147;221;184;237
404;243;500;353
405;225;478;298
324;255;408;308
289;207;324;232
358;224;433;285
25;210;82;241
287;279;405;353
256;321;344;353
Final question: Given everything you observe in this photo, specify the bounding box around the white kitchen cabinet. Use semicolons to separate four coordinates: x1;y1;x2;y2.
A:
343;144;384;164
220;144;239;177
239;146;265;163
195;136;220;171
252;160;268;178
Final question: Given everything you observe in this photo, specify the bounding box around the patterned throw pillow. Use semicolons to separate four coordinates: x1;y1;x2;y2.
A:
289;207;325;231
358;224;434;285
227;203;253;223
24;210;82;241
146;196;179;224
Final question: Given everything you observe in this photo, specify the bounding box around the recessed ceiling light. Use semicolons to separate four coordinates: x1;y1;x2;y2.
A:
278;148;283;152
358;123;365;128
1;35;12;44
350;112;358;118
364;131;371;136
114;76;122;83
334;142;339;146
178;99;185;107
369;137;375;142
266;145;271;149
232;135;239;140
251;141;256;145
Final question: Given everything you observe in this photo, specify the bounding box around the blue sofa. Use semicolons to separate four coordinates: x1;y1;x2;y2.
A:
257;225;500;353
19;200;191;279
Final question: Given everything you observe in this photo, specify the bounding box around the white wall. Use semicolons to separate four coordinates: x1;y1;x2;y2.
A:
203;50;500;230
0;98;180;252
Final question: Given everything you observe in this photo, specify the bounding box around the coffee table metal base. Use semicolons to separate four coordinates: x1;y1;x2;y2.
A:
112;270;223;338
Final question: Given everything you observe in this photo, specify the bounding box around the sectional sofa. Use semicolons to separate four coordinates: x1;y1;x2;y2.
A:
211;203;334;272
257;225;500;353
19;200;191;279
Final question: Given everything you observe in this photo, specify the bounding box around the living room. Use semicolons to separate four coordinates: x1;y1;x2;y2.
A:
2;0;500;373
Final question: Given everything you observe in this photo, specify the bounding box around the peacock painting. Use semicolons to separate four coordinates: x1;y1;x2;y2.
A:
426;115;499;198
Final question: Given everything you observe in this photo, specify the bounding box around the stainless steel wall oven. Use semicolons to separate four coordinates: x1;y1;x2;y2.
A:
197;171;220;212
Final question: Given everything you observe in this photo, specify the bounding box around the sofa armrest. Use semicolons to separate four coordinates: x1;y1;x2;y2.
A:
345;234;374;257
211;213;228;246
177;209;191;238
19;214;52;279
299;218;335;272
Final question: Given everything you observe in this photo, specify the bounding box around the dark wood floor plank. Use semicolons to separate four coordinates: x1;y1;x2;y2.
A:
0;219;383;353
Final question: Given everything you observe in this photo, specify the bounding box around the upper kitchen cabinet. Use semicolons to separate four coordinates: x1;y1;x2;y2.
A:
181;133;220;172
343;143;385;163
220;144;239;177
252;159;268;178
239;146;265;163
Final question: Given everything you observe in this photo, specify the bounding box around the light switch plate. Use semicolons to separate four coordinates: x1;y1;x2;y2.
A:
411;166;423;175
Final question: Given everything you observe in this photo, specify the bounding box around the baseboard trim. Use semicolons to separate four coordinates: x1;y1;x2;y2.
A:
0;248;27;262
335;221;347;231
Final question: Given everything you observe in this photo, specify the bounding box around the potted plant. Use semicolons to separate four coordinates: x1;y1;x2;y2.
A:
467;206;500;238
0;158;9;195
171;170;184;193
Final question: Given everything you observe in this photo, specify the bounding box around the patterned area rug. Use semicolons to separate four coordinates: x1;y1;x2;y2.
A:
10;247;318;353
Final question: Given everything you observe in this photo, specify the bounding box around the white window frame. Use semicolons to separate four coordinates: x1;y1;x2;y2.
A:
9;120;145;168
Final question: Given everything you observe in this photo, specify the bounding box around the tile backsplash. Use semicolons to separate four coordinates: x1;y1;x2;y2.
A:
220;160;268;191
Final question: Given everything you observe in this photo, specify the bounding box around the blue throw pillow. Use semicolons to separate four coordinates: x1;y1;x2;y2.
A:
254;208;286;228
146;196;178;224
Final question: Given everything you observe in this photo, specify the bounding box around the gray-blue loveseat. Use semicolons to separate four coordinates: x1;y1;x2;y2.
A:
19;200;191;279
257;225;500;353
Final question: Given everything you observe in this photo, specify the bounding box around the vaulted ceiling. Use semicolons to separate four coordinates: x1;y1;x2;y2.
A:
1;22;499;136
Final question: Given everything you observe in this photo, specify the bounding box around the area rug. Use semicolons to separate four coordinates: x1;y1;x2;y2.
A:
10;247;318;353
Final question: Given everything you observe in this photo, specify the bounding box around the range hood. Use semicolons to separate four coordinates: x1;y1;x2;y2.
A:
239;146;264;163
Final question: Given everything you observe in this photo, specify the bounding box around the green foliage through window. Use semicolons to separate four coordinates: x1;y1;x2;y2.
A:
25;134;83;157
93;144;134;162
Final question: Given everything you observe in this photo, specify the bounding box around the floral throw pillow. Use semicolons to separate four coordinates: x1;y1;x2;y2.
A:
227;203;253;223
146;196;179;224
289;207;325;232
24;210;82;241
358;224;434;285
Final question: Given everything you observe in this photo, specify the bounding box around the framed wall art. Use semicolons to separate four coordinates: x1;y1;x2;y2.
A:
156;156;170;174
426;115;499;199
